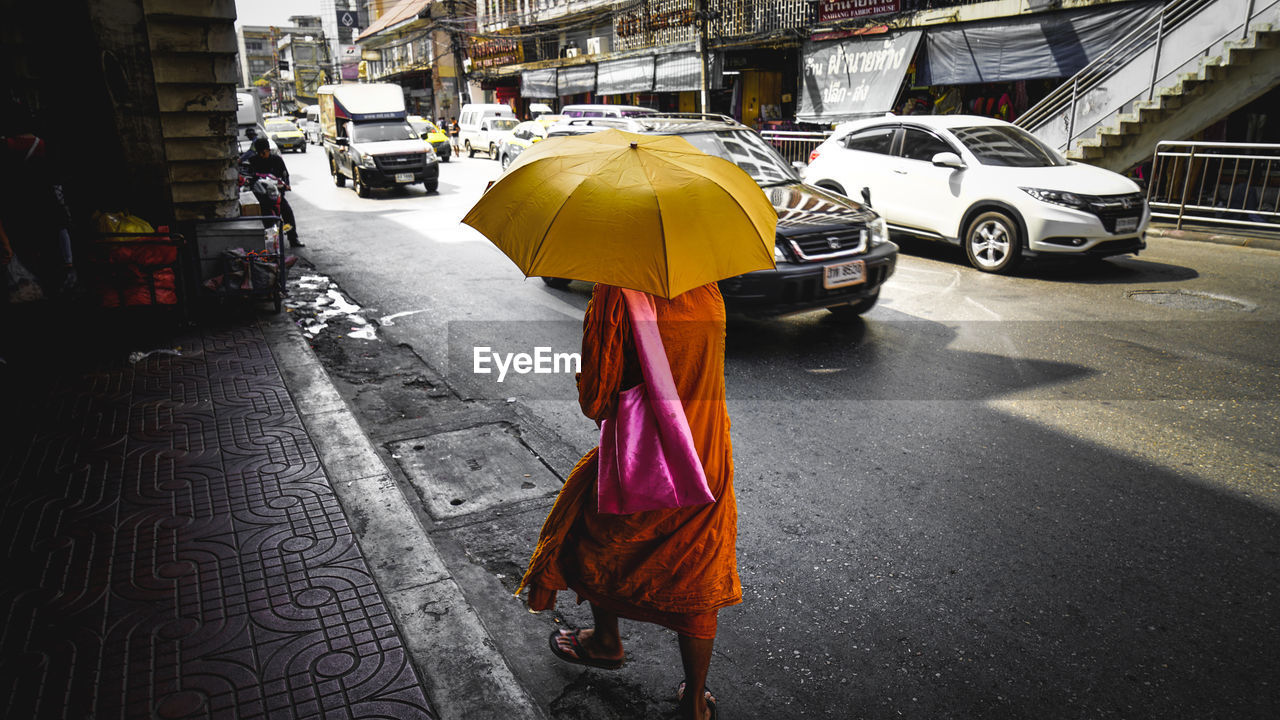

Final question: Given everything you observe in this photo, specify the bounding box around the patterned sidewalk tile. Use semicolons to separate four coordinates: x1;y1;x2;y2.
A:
0;322;436;719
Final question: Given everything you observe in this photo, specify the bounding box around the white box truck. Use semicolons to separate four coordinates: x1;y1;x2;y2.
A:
318;83;439;196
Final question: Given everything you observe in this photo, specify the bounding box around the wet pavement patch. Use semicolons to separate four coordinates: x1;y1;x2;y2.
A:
1126;289;1256;311
389;424;561;519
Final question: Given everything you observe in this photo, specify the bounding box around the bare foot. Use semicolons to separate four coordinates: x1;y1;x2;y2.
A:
677;682;717;720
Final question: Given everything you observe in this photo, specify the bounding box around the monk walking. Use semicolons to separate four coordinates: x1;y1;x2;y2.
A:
518;282;739;720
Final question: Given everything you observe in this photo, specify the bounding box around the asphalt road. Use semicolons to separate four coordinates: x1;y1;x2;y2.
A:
279;144;1280;719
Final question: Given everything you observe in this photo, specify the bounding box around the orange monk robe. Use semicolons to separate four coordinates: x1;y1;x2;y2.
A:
518;283;741;638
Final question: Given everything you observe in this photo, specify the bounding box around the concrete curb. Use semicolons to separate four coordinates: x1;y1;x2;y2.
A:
261;315;544;720
1147;224;1280;252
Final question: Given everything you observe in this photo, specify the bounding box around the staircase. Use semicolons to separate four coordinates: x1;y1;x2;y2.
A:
1017;0;1280;174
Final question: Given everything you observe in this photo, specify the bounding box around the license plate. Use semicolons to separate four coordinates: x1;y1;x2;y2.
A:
1115;216;1138;233
823;259;865;289
395;173;414;183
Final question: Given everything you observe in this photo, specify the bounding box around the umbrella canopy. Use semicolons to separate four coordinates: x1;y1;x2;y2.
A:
462;129;777;299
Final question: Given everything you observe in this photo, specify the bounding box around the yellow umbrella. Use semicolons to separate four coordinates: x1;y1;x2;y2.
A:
462;129;777;299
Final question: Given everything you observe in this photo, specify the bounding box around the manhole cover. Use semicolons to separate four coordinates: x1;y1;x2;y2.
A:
1126;289;1255;312
389;424;560;519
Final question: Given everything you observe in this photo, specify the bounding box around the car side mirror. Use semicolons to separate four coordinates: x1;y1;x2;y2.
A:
861;187;872;207
335;137;349;146
932;151;964;169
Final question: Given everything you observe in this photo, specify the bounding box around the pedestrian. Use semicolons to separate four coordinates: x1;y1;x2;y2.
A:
518;281;739;720
449;117;460;154
0;107;76;298
240;137;303;248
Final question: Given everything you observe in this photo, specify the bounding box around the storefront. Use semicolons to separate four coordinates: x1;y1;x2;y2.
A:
798;1;1162;126
720;48;799;129
514;51;703;113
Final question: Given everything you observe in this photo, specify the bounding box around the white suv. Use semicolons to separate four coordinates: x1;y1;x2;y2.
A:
803;115;1149;273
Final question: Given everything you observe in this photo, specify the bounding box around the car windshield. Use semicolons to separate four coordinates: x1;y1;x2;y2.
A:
350;122;417;142
678;130;798;185
490;119;519;131
266;121;295;132
408;120;437;135
951;125;1067;167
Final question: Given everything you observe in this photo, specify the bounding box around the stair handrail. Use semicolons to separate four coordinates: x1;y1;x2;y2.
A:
1015;0;1232;141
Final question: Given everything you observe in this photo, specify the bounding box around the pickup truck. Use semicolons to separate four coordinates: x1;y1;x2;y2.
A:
318;83;439;196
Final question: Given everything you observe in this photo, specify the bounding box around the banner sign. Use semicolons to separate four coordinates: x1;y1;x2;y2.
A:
798;30;921;123
819;0;900;22
521;68;558;98
557;64;596;95
337;9;360;29
596;56;654;95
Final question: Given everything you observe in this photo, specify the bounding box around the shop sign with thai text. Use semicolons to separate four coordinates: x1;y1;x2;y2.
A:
797;30;921;122
468;33;523;69
819;0;900;22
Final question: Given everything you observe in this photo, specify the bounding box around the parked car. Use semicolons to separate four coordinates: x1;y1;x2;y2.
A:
408;116;452;162
527;115;898;319
496;120;547;169
559;103;655;119
803;115;1149;273
457;103;516;156
265;118;306;153
533;113;566;129
468;117;520;160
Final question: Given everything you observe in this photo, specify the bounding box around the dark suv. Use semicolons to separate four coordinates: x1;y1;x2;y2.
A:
543;114;897;318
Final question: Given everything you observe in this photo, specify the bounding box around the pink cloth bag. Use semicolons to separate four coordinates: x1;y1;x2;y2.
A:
597;289;716;515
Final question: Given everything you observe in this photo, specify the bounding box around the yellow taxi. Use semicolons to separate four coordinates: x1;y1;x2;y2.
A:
264;118;306;153
408;116;453;162
497;120;549;170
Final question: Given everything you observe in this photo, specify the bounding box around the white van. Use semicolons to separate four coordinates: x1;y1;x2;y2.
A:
559;104;655;119
457;103;515;157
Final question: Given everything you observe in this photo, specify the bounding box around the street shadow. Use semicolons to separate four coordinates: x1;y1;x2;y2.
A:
715;397;1280;719
725;308;1094;402
892;235;1199;284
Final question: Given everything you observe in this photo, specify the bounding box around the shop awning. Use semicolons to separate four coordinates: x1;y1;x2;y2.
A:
917;2;1161;85
521;68;558;98
558;64;596;95
798;30;922;124
654;53;701;93
596;56;654;95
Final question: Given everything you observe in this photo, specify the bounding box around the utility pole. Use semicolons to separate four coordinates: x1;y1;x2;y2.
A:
697;0;711;113
447;0;471;108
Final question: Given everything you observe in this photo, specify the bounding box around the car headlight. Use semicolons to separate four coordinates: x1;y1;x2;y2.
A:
1022;187;1090;210
773;243;787;263
868;215;889;247
424;146;437;161
359;154;377;169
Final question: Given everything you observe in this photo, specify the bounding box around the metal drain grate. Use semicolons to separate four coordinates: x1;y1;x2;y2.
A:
1126;289;1256;312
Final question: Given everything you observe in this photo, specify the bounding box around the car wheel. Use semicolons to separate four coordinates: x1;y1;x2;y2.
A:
500;153;511;170
964;210;1022;273
425;179;438;193
331;158;345;187
489;143;497;160
300;144;307;154
815;181;848;197
355;168;370;198
466;141;475;158
541;277;571;290
826;292;879;321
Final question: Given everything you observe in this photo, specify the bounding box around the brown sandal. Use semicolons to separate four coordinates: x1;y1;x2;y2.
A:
548;628;625;670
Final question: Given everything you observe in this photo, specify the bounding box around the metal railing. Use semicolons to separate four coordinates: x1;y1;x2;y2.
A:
1016;0;1262;153
1146;140;1280;231
761;130;831;165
